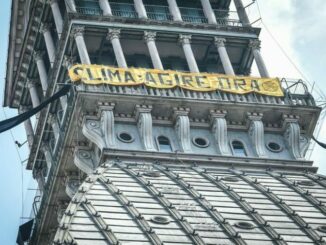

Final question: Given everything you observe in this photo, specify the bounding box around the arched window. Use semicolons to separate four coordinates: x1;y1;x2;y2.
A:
157;136;172;152
232;140;247;157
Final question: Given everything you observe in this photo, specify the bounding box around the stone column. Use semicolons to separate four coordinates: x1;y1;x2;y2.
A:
167;0;182;21
99;0;112;16
41;143;53;175
107;29;127;68
247;112;267;158
144;32;163;70
19;106;34;150
214;37;235;75
40;23;56;65
49;0;63;38
179;35;199;73
233;0;250;26
34;170;45;193
71;26;91;65
134;0;147;19
27;80;41;107
33;51;48;93
200;0;217;24
64;0;77;13
249;40;269;78
49;114;60;141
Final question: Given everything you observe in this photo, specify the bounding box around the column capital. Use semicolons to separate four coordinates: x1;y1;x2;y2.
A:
48;113;58;125
173;107;190;121
134;104;153;121
249;39;261;50
26;79;39;89
179;34;192;45
71;26;85;38
282;114;300;130
144;31;156;42
62;55;76;69
214;37;226;48
209;109;227;125
33;50;45;61
40;23;51;34
107;28;121;41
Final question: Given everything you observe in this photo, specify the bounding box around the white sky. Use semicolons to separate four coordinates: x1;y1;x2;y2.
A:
1;1;326;244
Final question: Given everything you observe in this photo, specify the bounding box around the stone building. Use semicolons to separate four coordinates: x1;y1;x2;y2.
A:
5;0;326;244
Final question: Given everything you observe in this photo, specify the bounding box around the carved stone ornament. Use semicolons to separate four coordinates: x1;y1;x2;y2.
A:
74;148;98;174
209;110;231;156
144;31;156;42
82;103;116;151
135;105;157;151
179;35;192;45
107;28;121;41
65;176;80;198
214;37;226;48
282;114;305;160
247;112;267;158
173;107;192;153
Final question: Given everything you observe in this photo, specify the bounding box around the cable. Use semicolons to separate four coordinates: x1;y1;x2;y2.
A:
255;0;326;100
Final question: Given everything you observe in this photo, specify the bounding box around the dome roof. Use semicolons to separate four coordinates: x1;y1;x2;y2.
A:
54;161;326;244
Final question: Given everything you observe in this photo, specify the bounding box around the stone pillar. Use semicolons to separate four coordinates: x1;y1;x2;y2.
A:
49;114;60;141
41;143;53;175
200;0;217;24
209;110;231;156
34;170;45;193
167;0;182;21
144;32;163;70
33;51;48;93
214;38;235;75
71;26;91;65
49;0;63;38
19;106;34;150
134;0;147;19
249;40;269;78
135;105;156;151
233;0;250;26
107;29;127;68
173;107;192;153
247;112;267;158
40;23;56;65
99;0;112;16
64;0;77;13
27;80;41;107
179;35;199;73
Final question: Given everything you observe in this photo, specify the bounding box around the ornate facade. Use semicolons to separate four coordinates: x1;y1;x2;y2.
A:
5;0;325;244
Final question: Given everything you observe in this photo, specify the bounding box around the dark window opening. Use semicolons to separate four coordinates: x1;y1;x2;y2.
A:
232;140;247;157
158;136;172;152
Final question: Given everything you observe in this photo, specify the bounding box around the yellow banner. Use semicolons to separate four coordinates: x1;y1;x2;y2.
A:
68;64;284;97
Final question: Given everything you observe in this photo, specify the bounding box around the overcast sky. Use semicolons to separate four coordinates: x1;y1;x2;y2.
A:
0;1;326;244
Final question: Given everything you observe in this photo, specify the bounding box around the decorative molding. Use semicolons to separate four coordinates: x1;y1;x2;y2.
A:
71;26;85;38
179;34;192;45
65;174;80;198
144;31;156;42
249;39;261;50
82;103;116;150
33;50;44;61
107;28;121;41
39;23;51;34
209;109;231;156
214;37;226;48
74;148;98;174
135;105;156;151
173;107;192;153
282;114;304;160
247;112;267;158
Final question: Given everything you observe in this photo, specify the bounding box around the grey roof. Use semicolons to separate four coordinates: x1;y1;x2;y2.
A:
54;161;326;245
